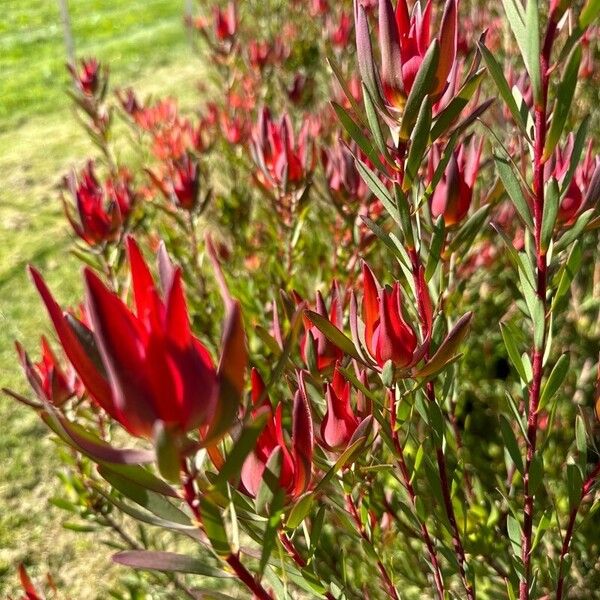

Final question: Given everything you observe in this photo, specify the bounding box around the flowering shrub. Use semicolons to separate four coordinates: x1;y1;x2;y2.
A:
5;0;600;598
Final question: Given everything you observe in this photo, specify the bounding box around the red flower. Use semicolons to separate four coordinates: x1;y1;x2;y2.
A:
359;263;417;368
152;153;201;211
321;140;370;209
430;137;483;226
250;107;313;192
214;3;237;40
320;365;360;451
354;0;457;114
15;337;76;406
30;237;246;440
241;369;313;500
328;12;353;48
67;58;104;96
545;137;600;225
296;284;345;371
63;162;135;246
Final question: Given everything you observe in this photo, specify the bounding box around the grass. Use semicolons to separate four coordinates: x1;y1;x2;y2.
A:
0;1;203;596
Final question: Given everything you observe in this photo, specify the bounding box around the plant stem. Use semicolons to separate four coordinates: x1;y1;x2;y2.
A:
226;553;273;600
180;459;274;600
345;491;400;600
556;463;600;599
519;21;555;596
387;388;446;600
408;248;475;600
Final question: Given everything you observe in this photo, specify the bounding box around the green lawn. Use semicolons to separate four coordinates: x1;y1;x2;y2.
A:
0;1;201;596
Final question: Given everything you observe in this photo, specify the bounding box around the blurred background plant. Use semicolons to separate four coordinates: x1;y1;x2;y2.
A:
1;0;599;598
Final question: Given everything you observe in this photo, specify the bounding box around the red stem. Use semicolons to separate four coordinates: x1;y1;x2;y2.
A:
226;554;273;600
555;463;600;600
519;20;555;598
180;460;274;600
408;248;475;600
388;389;446;599
345;492;400;600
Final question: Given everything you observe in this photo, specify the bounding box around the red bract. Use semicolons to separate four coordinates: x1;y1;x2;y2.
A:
321;140;369;209
150;153;201;211
357;263;418;368
17;564;43;600
320;365;360;451
328;12;353;48
213;2;237;41
29;237;246;440
247;40;271;70
241;369;313;500
15;337;76;406
430;137;483;226
354;0;457;116
67;58;104;96
250;107;313;192
63;162;135;246
296;284;344;371
545;137;600;225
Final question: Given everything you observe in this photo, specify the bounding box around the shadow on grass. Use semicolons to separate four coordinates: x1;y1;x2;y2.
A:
0;237;71;291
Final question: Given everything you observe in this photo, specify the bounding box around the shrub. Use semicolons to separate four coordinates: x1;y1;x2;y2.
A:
6;0;600;598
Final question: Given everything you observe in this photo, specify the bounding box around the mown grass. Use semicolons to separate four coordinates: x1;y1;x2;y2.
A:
0;1;202;596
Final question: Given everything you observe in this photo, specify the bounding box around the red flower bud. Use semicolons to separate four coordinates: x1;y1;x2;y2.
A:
297;284;345;371
241;370;313;499
361;263;417;368
430;137;483;226
15;337;76;406
320;365;360;450
63;162;135;246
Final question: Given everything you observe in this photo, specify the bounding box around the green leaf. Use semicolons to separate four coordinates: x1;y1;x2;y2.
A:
500;415;524;474
425;217;445;281
580;0;600;28
543;45;582;160
113;550;229;577
501;0;541;104
362;84;390;161
404;97;432;190
495;156;534;230
566;463;583;511
212;411;268;488
153;422;182;483
575;415;587;457
541;178;560;252
524;0;542;106
200;492;230;557
355;158;400;224
507;514;522;556
553;240;582;307
400;40;439;140
430;68;486;141
98;467;191;526
554;209;595;253
448;204;490;255
327;56;367;128
314;436;368;492
561;116;590;195
304;309;365;363
529;454;544;494
286;492;315;530
540;354;569;410
255;447;283;514
416;312;473;378
332;102;387;172
500;322;528;383
478;43;527;134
